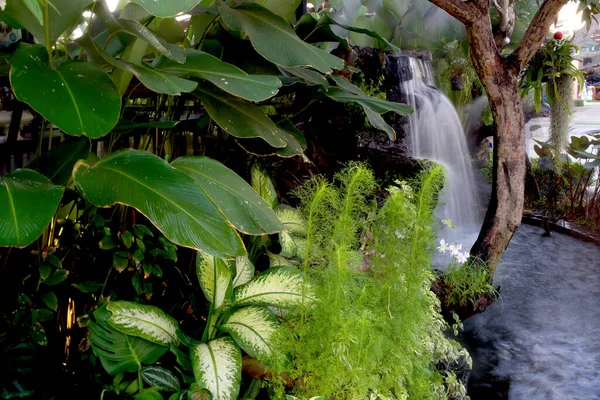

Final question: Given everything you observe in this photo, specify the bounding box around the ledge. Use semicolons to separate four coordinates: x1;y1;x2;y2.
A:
521;213;600;246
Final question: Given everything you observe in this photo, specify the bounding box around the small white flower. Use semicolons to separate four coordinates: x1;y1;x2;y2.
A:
437;239;449;253
456;252;469;264
0;0;6;10
395;229;405;239
450;243;462;256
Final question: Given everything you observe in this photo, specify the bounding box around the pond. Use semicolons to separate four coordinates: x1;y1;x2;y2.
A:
461;223;600;399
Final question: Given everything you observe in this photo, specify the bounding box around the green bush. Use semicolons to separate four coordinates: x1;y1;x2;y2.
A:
271;164;470;399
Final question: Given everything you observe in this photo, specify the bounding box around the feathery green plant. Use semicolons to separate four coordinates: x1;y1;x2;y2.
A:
272;164;467;399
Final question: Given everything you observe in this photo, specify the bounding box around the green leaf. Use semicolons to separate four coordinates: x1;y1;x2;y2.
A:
187;385;213;400
278;66;329;87
117;19;186;64
26;138;90;186
0;0;91;44
195;85;287;148
121;230;134;249
155;50;281;102
23;0;43;26
73;281;103;293
42;269;69;286
131;0;202;17
0;169;63;247
172;157;284;235
232;256;255;289
40;291;58;311
232;267;311;308
113;252;129;272
142;366;181;392
195;252;233;310
220;306;277;360
295;13;348;48
39;263;52;280
219;2;343;73
105;301;181;346
246;0;301;22
250;164;278;209
169;391;188;400
267;252;297;268
90;310;168;375
134;390;164;400
191;337;241;400
29;324;48;346
278;230;298;258
9;44;121;139
73;150;245;258
275;205;307;236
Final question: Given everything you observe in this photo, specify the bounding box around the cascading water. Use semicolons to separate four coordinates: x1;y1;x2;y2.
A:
402;58;483;255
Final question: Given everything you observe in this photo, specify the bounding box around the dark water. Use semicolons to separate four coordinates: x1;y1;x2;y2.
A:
461;224;600;400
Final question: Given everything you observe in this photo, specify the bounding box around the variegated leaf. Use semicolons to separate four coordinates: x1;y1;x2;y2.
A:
141;366;181;392
220;306;277;360
196;251;233;310
106;301;180;346
232;256;255;289
267;252;298;268
232;267;313;308
275;204;307;235
250;164;278;210
279;230;298;258
191;337;241;400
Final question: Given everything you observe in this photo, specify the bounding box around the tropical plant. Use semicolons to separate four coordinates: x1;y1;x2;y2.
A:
266;163;470;399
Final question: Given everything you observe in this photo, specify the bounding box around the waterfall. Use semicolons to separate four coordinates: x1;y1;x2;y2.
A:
402;58;483;251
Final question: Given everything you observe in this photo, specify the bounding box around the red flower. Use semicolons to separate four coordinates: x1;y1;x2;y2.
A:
554;31;563;40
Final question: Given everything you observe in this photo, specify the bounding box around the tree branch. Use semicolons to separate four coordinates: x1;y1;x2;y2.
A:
512;0;568;68
427;0;481;25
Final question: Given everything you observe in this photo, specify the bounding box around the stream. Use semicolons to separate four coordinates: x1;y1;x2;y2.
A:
461;223;600;399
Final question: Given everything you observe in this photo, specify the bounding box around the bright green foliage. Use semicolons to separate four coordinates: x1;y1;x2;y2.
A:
273;164;464;398
444;261;496;311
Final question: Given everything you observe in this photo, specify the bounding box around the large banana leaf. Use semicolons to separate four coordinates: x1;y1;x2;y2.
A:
90;308;168;375
245;0;302;22
219;2;343;73
232;256;255;289
220;306;277;360
0;0;91;44
105;301;181;346
195;85;287;148
0;169;63;248
73;150;245;258
191;337;242;400
172;157;284;235
9;44;121;139
155;50;281;102
26;138;90;186
131;0;202;17
232;267;311;308
196;252;233;310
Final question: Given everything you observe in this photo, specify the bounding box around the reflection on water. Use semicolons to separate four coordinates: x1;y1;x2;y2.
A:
460;224;600;400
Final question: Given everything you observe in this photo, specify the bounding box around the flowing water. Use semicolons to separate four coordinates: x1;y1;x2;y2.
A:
402;58;483;255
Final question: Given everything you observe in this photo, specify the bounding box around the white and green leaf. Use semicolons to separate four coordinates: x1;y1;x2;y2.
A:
275;205;307;236
220;306;277;360
232;256;255;289
191;337;241;400
232;267;312;308
141;366;181;392
250;164;278;209
106;301;180;346
196;252;232;310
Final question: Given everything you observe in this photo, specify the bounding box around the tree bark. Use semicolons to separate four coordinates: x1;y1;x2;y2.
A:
427;0;568;276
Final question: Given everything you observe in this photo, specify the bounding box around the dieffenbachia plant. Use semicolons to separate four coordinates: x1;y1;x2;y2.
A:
90;254;313;399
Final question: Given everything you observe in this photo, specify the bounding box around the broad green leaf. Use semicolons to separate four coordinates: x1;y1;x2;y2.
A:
250;164;278;209
42;269;69;286
191;337;241;400
172;157;284;235
267;252;297;268
90;318;168;375
195;85;286;148
0;0;91;44
295;13;348;48
131;0;202;17
244;0;301;22
73;150;245;258
220;306;277;360
26;138;90;186
232;267;312;308
0;169;63;247
219;2;343;73
155;50;281;102
9;44;121;139
23;0;43;25
275;205;307;235
278;66;329;87
195;252;233;310
278;230;298;258
142;366;181;392
134;390;163;400
232;256;254;288
106;301;181;346
169;391;188;400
